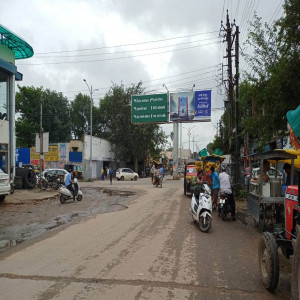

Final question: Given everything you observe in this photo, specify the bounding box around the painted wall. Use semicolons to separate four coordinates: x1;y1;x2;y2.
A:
83;135;113;161
0;120;9;143
0;45;14;64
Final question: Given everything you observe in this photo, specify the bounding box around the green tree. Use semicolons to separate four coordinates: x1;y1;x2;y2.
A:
241;1;300;148
70;93;91;139
99;83;167;171
15;86;71;147
211;1;300;152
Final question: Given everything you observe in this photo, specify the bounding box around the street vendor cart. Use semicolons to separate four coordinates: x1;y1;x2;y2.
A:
247;150;297;231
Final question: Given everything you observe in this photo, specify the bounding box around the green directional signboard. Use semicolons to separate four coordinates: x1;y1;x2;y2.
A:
131;93;168;124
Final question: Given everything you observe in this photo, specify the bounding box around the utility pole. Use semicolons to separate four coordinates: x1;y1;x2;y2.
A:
226;11;234;139
39;97;43;187
235;25;240;184
221;11;240;185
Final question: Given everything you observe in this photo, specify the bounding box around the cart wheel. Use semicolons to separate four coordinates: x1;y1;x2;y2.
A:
258;232;279;291
291;225;300;299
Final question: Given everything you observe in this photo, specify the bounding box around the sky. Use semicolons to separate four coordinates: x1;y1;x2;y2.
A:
2;0;284;154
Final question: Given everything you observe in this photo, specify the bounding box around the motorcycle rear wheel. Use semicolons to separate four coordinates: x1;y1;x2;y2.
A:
199;215;211;232
60;194;67;204
52;182;60;190
221;207;227;221
41;180;48;190
77;194;82;201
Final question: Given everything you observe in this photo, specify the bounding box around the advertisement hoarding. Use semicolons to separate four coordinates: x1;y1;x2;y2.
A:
170;90;211;122
194;90;211;121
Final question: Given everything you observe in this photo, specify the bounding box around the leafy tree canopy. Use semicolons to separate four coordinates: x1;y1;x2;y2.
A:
99;83;167;171
16;86;71;147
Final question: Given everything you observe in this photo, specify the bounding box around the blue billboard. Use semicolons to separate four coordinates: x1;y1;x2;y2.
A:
16;148;30;166
194;90;211;121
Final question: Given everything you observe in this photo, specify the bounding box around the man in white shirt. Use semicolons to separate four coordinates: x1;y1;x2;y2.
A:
219;167;236;221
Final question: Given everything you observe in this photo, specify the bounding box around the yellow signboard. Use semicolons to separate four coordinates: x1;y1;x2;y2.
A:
31;146;59;161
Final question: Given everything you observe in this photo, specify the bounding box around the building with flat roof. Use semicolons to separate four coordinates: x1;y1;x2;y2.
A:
0;24;33;178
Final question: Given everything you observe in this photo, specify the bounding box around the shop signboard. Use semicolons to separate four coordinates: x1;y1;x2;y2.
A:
31;145;58;161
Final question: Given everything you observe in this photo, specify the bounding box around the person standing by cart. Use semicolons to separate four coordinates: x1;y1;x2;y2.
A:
150;164;155;183
209;166;220;209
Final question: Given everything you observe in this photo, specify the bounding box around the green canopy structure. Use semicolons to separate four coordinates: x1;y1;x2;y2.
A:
0;24;33;59
287;105;300;139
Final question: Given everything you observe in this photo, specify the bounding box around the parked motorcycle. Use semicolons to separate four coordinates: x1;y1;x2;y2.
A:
190;183;212;232
40;173;61;190
218;192;232;221
59;177;82;204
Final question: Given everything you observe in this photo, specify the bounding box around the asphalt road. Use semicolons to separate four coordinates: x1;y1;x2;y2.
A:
0;176;291;299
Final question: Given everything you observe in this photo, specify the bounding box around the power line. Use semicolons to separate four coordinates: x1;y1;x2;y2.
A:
34;37;220;59
35;31;220;55
18;41;221;66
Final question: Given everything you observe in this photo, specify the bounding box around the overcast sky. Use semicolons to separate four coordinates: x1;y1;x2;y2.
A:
2;0;284;153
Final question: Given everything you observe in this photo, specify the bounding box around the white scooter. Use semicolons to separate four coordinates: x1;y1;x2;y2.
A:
190;183;212;232
59;178;83;204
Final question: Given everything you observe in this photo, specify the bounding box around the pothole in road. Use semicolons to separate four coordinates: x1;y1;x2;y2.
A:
0;187;137;253
100;188;135;197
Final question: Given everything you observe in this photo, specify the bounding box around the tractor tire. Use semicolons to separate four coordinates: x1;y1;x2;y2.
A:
13;176;23;189
24;168;36;189
15;167;26;189
258;232;279;291
291;225;300;299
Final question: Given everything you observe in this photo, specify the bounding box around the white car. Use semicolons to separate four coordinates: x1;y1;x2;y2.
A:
0;169;10;201
116;168;139;181
252;167;283;180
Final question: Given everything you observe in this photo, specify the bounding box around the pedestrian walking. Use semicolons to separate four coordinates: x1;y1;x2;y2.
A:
109;168;114;185
101;167;105;180
209;166;220;209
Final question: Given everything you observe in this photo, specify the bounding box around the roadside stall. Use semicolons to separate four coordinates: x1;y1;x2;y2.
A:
247;150;298;231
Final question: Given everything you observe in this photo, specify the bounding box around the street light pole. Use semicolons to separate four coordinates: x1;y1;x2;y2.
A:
83;79;98;180
184;126;195;158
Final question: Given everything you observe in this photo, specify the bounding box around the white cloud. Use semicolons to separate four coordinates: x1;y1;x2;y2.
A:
1;0;284;151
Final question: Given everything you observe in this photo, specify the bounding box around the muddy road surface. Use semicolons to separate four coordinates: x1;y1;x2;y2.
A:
0;182;136;251
0;176;292;299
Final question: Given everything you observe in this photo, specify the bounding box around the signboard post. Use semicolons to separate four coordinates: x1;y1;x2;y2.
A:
131;93;168;124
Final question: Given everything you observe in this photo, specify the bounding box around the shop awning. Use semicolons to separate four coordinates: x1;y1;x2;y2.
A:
0;24;33;59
